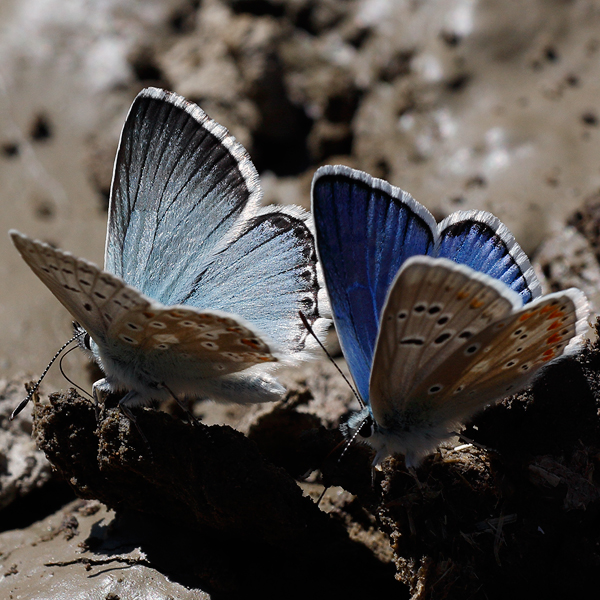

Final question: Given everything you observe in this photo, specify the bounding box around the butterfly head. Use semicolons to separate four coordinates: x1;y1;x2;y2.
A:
73;322;92;354
341;407;375;441
341;403;458;469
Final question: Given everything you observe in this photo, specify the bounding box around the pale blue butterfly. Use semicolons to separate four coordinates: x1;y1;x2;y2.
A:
312;165;589;468
10;88;329;421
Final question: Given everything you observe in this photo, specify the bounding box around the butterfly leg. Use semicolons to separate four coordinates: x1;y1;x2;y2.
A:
407;465;423;489
92;378;112;422
157;382;198;424
118;391;153;455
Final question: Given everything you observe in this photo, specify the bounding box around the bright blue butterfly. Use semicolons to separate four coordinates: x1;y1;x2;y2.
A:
312;165;589;468
10;88;329;420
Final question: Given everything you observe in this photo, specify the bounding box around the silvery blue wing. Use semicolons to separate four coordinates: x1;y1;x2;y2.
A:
312;165;589;468
10;88;329;418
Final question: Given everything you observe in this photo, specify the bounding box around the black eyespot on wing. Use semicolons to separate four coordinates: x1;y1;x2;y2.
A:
434;332;452;344
400;337;425;346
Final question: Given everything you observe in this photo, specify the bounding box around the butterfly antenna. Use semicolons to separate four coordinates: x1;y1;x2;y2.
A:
339;415;369;463
59;345;94;400
315;419;371;507
10;331;85;420
298;311;364;409
312;437;349;506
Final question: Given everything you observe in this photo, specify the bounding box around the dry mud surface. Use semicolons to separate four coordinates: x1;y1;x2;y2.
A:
2;1;600;598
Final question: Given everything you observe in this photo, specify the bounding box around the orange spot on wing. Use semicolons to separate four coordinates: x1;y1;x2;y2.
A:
549;310;564;319
519;312;533;322
542;348;556;361
470;298;484;308
540;305;553;314
227;326;244;333
546;333;563;344
241;338;261;349
457;291;470;299
547;320;562;330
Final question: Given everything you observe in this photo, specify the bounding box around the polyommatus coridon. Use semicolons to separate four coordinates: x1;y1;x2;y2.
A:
11;88;329;419
312;165;589;468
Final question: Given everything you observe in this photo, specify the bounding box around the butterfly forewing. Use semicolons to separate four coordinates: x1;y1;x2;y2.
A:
10;231;124;342
401;288;588;426
369;257;521;426
107;88;263;305
312;165;438;401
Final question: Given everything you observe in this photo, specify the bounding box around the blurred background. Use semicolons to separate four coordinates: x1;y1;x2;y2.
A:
2;0;600;389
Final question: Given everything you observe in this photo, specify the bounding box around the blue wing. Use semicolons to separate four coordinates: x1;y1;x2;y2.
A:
180;206;327;357
435;211;541;304
105;87;262;304
312;165;437;402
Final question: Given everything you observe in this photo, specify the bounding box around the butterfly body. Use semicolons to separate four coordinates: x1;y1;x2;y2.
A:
11;88;328;414
313;166;589;468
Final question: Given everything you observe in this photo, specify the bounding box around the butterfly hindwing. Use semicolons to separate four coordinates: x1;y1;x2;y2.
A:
403;287;588;426
181;205;326;357
312;165;437;401
436;210;541;303
106;303;277;380
369;256;522;428
106;87;262;305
